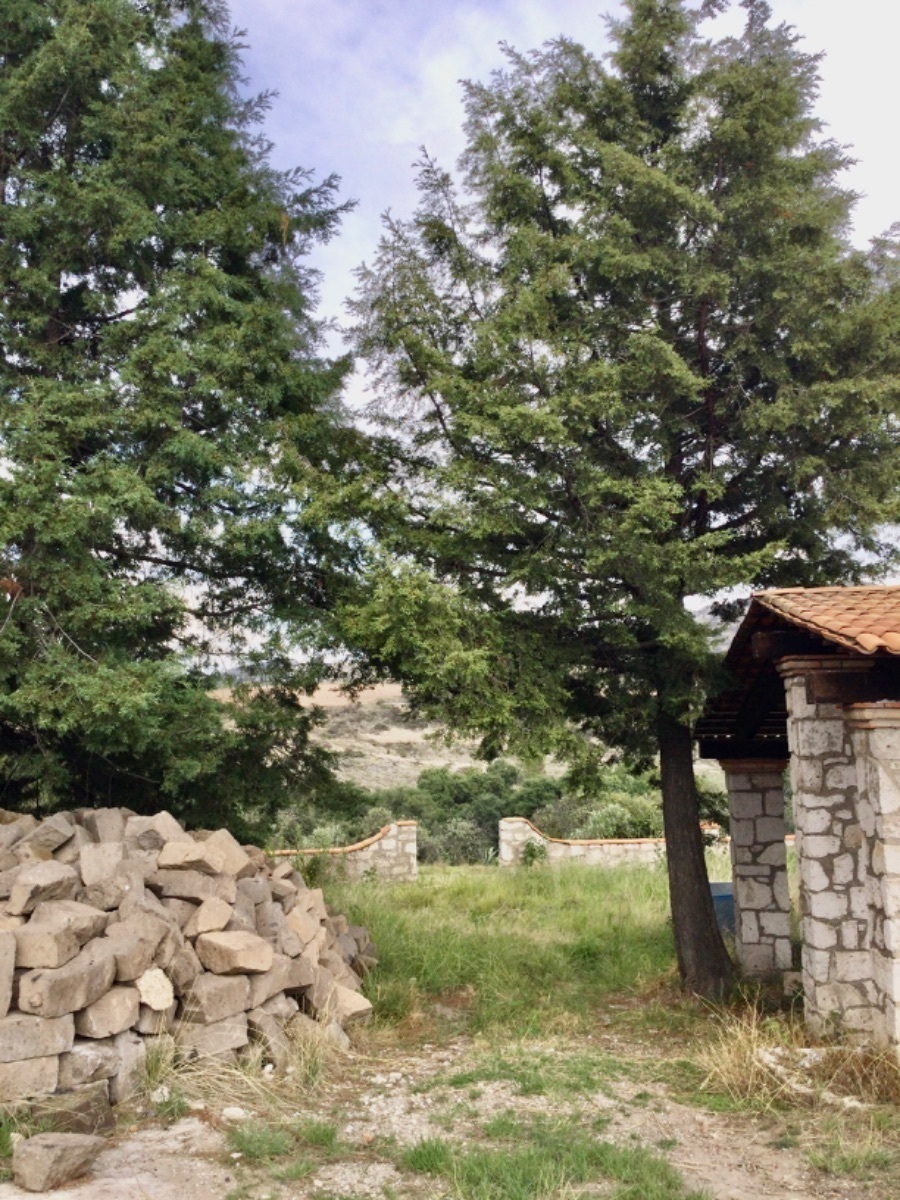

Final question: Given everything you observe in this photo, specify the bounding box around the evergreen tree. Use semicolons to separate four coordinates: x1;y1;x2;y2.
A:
348;0;900;994
0;0;355;833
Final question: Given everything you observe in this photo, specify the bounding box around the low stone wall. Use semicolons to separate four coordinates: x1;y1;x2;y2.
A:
498;817;665;867
273;821;418;881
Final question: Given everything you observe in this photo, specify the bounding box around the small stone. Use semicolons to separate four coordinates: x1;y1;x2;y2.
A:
12;1132;105;1192
221;1106;249;1122
136;966;175;1011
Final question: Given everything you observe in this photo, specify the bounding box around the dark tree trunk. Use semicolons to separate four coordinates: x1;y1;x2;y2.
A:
657;708;735;998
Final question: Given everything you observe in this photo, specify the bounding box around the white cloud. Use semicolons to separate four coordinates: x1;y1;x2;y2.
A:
227;0;900;341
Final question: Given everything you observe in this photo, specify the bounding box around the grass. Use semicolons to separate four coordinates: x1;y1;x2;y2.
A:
400;1116;712;1200
329;861;678;1035
424;1042;625;1098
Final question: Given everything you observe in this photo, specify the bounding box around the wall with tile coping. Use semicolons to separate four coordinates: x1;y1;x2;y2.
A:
724;652;900;1048
499;816;666;867
273;821;418;881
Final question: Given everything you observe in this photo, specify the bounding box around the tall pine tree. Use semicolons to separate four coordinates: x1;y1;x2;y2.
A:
348;0;900;994
0;0;356;831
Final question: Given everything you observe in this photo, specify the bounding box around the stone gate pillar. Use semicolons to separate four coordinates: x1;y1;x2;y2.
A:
721;760;791;974
778;657;874;1037
846;703;900;1048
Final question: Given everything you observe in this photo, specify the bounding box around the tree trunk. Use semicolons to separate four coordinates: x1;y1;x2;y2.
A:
657;707;735;998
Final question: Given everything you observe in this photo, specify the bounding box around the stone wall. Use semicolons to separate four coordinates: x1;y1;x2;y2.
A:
273;821;418;881
499;817;665;868
721;761;792;975
846;703;900;1046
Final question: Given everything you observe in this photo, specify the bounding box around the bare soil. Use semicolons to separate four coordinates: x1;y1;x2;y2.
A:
0;1030;887;1200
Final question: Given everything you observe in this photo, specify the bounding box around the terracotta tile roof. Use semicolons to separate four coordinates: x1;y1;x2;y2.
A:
754;586;900;655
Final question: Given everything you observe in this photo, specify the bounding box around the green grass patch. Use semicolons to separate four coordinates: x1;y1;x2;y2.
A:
225;1121;294;1161
400;1117;711;1200
429;1044;624;1098
330;862;677;1035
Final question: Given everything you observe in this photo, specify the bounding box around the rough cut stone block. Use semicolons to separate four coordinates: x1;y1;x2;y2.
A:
125;811;191;851
15;814;75;859
14;922;82;969
0;1055;58;1102
255;901;285;943
247;1006;291;1069
109;1030;146;1104
0;815;38;850
247;953;315;1008
195;931;274;976
136;966;175;1012
304;888;328;922
277;926;304;958
102;916;164;982
202;829;254;879
284;907;320;947
53;826;93;867
79;842;125;888
31;899;108;944
160;898;198;929
12;1131;105;1191
28;1079;115;1136
0;1013;74;1063
0;928;14;1017
8;862;80;916
149;869;236;904
224;892;256;934
135;1000;177;1035
180;973;250;1024
270;879;297;908
176;1012;248;1059
157;840;225;875
57;1039;120;1090
166;943;203;996
236;877;271;906
0;865;23;900
18;942;116;1018
75;986;140;1039
81;808;125;844
183;897;233;939
81;860;145;912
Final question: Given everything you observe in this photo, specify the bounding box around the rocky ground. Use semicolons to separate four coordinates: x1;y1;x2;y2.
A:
0;1026;889;1200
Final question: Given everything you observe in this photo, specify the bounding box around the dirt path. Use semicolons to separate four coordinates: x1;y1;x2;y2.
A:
0;1034;884;1200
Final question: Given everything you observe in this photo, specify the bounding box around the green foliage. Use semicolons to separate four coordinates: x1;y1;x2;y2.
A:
521;838;548;867
0;0;356;829
343;0;900;993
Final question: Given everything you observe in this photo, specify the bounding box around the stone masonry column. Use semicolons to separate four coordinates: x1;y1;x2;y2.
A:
720;760;791;975
778;657;874;1038
846;703;900;1049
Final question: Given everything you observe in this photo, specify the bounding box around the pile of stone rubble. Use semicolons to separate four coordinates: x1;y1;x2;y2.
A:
0;807;376;1118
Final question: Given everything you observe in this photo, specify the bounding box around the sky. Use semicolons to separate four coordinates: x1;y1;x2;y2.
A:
226;0;900;344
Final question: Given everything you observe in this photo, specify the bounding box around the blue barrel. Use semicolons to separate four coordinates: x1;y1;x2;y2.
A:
710;882;735;937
